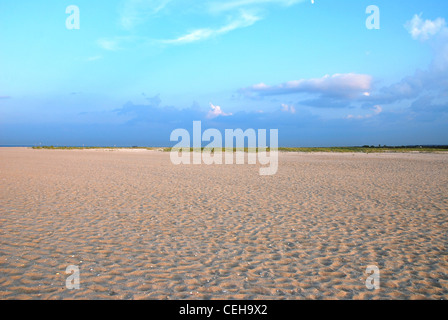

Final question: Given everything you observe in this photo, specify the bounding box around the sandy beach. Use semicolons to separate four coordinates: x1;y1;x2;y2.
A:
0;147;447;300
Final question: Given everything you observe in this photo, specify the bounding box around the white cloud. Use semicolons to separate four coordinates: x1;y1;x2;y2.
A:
408;15;448;70
252;83;269;90
281;103;296;114
367;15;448;105
243;73;373;99
161;12;260;44
207;103;233;118
405;14;447;41
372;105;383;115
347;105;382;120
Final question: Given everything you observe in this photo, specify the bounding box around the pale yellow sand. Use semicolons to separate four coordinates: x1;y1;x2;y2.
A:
0;147;447;300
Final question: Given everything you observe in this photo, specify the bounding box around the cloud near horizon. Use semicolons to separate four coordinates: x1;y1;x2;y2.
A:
347;105;382;120
281;103;296;114
8;96;441;147
241;73;373;99
207;103;233;119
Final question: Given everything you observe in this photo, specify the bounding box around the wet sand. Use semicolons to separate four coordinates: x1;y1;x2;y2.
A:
0;147;447;300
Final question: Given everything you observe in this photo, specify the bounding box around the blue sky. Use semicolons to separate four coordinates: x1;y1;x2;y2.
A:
0;0;447;146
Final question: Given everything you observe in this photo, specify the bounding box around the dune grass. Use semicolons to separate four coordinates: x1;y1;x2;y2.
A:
277;146;448;153
31;146;448;153
31;146;164;151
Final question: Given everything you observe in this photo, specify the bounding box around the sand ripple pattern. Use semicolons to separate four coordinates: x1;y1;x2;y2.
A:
0;148;447;299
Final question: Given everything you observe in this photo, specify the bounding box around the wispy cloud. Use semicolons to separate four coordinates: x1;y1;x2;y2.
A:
107;0;307;48
98;10;260;49
97;38;121;51
208;0;305;13
97;36;144;51
346;105;382;120
120;0;172;30
161;12;260;44
86;55;103;62
0;96;11;100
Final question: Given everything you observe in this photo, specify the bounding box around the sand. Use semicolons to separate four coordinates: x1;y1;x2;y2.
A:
0;147;447;300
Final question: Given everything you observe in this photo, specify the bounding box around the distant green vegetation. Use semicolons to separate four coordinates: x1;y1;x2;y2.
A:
164;146;448;153
31;145;448;153
31;146;164;151
167;147;268;153
277;146;448;153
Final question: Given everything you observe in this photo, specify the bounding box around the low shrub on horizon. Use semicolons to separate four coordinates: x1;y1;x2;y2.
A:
31;146;448;153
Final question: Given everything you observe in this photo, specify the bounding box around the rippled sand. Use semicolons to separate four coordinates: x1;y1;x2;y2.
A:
0;147;447;300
